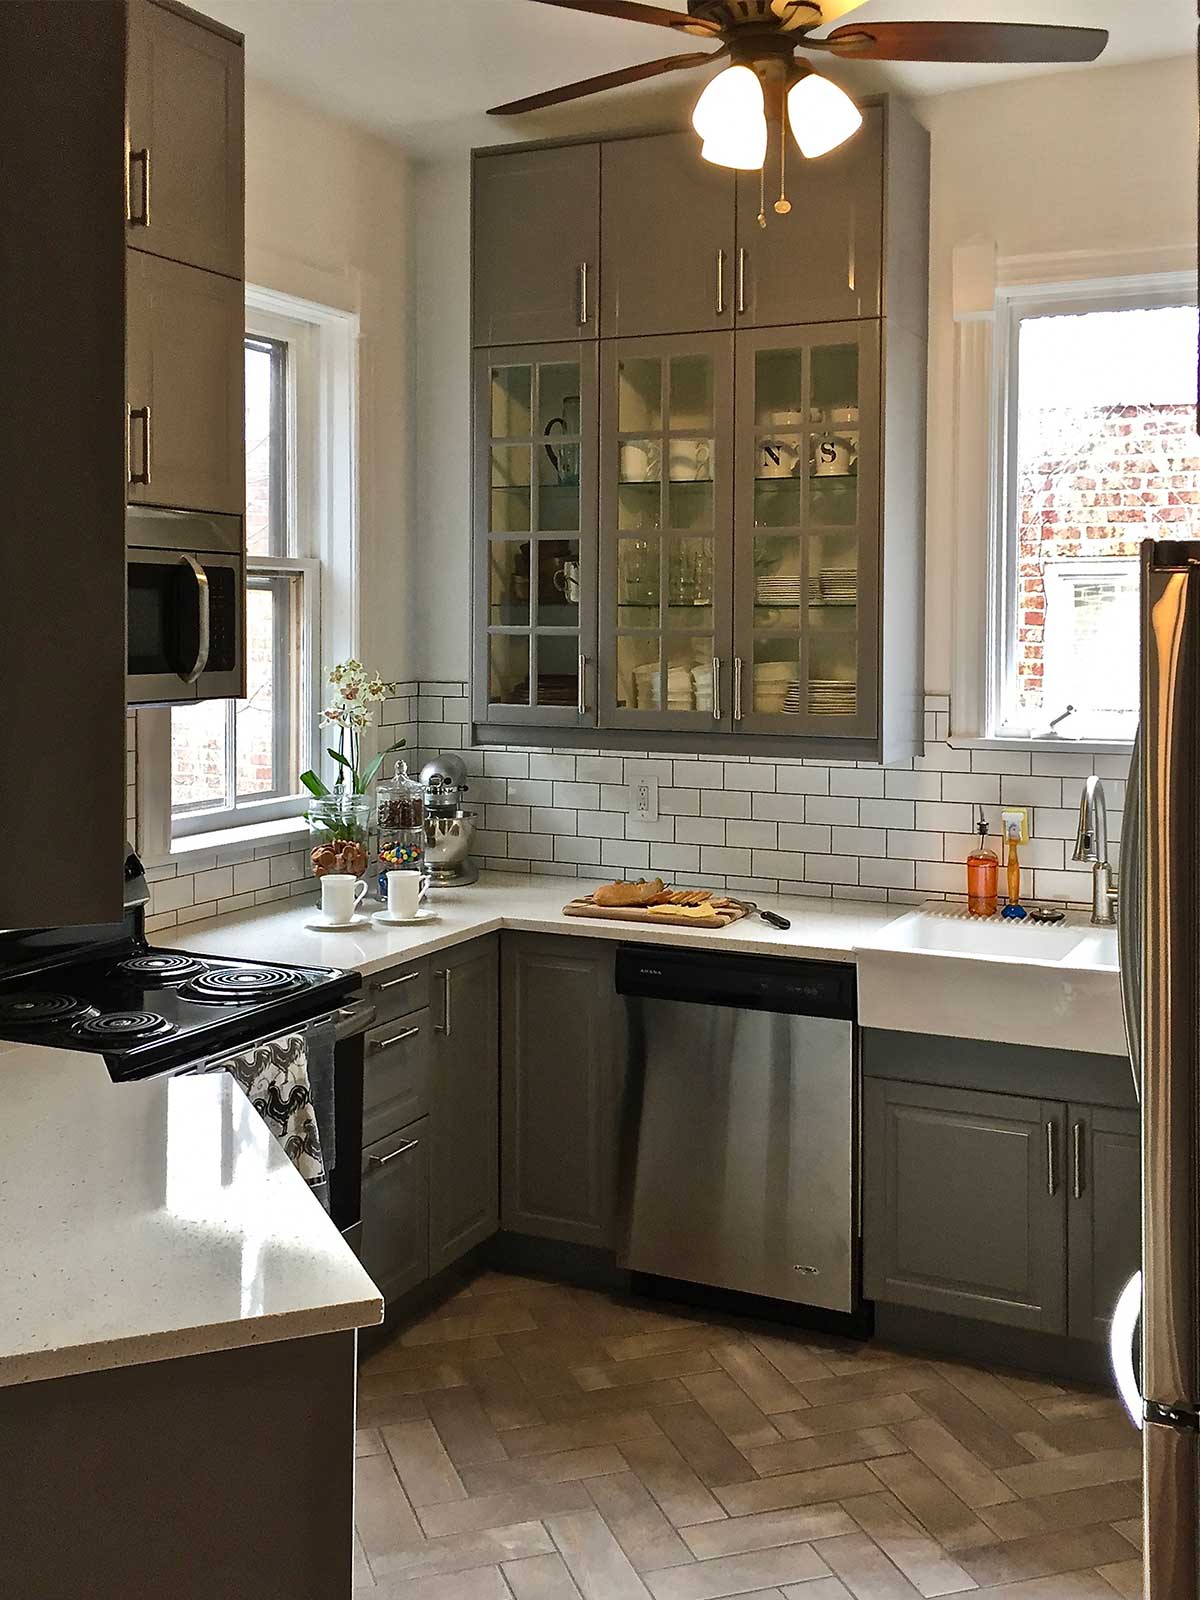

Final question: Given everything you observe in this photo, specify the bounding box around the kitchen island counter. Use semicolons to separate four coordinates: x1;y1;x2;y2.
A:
0;1040;382;1389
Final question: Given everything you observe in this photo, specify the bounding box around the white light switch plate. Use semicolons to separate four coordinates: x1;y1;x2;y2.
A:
626;764;659;823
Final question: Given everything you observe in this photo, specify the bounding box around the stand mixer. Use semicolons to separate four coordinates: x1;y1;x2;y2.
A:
419;754;478;886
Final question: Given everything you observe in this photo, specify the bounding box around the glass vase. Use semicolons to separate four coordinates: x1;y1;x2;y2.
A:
307;793;373;881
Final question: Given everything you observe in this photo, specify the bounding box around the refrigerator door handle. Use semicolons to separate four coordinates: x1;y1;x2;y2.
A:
1109;1268;1143;1431
1140;541;1200;1411
1117;726;1142;1103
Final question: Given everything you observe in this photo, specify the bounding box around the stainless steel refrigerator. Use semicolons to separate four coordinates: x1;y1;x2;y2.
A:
1113;538;1200;1597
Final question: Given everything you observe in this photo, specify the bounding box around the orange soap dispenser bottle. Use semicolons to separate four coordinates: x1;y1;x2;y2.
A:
966;808;999;917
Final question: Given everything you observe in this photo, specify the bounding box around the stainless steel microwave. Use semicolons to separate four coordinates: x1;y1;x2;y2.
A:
127;507;244;707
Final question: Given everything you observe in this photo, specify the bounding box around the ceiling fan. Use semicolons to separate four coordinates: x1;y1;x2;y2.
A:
489;2;1108;199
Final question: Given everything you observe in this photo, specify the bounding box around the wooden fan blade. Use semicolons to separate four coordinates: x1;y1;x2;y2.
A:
489;51;716;116
825;20;1108;64
524;0;721;36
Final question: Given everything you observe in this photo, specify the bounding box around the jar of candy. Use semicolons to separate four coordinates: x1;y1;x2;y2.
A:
377;825;425;900
376;760;424;831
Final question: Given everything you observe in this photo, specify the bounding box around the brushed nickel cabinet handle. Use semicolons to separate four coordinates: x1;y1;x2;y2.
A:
578;263;589;326
369;1024;420;1052
733;656;744;722
377;969;420;992
716;249;726;316
712;656;722;722
435;968;452;1036
127;146;150;226
578;653;587;717
1046;1120;1058;1197
737;247;747;315
127;405;152;486
368;1138;419;1169
1072;1120;1085;1199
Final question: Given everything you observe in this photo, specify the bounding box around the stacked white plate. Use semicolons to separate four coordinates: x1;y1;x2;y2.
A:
817;567;858;604
632;662;661;710
756;575;804;608
667;666;694;711
691;662;713;712
754;660;795;713
809;678;857;716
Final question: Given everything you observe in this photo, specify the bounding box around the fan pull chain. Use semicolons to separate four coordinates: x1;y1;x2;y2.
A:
757;162;767;229
775;103;791;216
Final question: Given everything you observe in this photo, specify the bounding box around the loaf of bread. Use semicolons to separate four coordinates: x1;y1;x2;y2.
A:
592;878;665;907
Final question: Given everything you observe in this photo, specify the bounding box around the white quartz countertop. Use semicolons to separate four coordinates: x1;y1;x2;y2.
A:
0;1041;382;1389
162;871;908;974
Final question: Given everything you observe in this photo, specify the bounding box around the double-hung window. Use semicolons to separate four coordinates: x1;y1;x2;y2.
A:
990;279;1200;743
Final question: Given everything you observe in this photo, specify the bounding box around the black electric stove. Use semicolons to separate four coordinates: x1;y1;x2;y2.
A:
0;854;358;1080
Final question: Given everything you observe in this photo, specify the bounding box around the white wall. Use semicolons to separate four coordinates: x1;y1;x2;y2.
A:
410;55;1196;690
244;78;417;683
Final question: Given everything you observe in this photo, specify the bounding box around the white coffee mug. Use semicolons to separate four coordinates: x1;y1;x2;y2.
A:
320;873;366;923
386;870;431;919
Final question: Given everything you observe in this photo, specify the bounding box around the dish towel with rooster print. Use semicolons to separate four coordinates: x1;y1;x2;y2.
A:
208;1030;326;1198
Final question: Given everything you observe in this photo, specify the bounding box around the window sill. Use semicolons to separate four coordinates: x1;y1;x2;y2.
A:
950;734;1134;757
153;815;309;867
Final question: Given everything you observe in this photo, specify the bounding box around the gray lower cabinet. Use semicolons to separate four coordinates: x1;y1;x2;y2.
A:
428;937;501;1274
1068;1103;1141;1343
361;1118;429;1306
863;1078;1066;1334
501;933;623;1248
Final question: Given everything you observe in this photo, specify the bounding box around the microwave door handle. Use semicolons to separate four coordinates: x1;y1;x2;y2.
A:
178;555;211;684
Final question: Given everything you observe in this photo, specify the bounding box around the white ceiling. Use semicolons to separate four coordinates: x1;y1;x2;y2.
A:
202;0;1193;154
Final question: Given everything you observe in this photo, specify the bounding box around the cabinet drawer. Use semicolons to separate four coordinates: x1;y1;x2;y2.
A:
364;1008;432;1146
360;1118;429;1308
367;959;429;1023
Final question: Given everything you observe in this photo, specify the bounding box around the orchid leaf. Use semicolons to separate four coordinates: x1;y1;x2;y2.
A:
299;769;330;799
359;738;408;791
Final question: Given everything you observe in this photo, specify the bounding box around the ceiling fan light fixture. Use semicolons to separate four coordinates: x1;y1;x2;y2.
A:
786;71;863;159
691;64;768;170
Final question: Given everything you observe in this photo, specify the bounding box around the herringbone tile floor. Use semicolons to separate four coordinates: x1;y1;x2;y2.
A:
353;1273;1143;1599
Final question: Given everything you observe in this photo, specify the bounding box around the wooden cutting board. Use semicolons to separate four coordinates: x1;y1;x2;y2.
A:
562;893;750;930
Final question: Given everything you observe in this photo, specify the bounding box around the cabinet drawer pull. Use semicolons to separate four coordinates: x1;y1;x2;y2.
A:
368;1138;419;1169
578;653;587;717
1072;1120;1085;1198
737;247;747;315
127;405;152;486
712;656;722;722
577;262;589;326
127;145;150;226
1046;1120;1058;1197
716;248;726;315
733;656;744;722
369;1025;420;1052
377;969;420;992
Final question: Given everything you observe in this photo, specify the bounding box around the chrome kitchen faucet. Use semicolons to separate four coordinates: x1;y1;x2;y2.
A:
1073;775;1119;926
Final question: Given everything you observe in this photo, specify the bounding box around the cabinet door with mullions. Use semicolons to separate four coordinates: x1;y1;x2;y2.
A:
732;322;880;739
473;344;598;728
598;333;735;732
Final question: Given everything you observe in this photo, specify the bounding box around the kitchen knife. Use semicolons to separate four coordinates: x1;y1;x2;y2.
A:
724;897;791;931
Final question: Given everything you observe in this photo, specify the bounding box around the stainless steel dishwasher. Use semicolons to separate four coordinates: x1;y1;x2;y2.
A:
616;945;857;1313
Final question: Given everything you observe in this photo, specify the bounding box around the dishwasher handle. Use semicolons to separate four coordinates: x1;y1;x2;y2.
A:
614;944;855;1021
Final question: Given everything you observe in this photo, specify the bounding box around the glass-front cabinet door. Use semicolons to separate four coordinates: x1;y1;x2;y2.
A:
598;334;734;730
733;323;880;739
473;345;598;727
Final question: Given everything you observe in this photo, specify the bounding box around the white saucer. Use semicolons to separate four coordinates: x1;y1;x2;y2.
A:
304;913;370;931
373;908;439;927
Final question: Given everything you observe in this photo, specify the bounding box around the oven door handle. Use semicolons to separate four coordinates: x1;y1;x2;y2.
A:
336;1002;377;1042
178;555;211;685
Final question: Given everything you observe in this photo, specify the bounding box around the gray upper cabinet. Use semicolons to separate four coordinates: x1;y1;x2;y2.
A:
601;133;735;339
1068;1103;1141;1344
126;0;244;280
863;1078;1066;1335
428;937;500;1274
474;344;599;728
501;934;624;1249
473;144;600;346
734;106;883;329
126;250;245;514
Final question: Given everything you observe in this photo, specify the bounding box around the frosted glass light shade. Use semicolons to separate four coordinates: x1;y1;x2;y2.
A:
691;65;768;170
787;73;862;159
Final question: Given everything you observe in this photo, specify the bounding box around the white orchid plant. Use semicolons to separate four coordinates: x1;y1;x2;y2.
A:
299;658;405;801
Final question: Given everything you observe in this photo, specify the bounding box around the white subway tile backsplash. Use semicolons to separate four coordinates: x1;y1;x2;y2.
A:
776;766;831;796
485;804;531;832
829;768;885;797
883;770;943;801
509;833;554;862
576;809;625;839
725;820;778;849
940;773;1000;805
886;830;945;862
859;798;916;830
724;763;775;792
750;792;808;823
860;857;916;890
970;749;1032;775
806;854;860;886
527;753;575;780
778;823;832;853
554;835;601;865
554;781;600;809
624;816;676;843
507;779;554;805
700;845;751;876
701;790;752;819
575;755;624;784
914;801;976;833
530;806;578;836
650;843;701;873
659;787;701;817
833;826;887;857
233;860;271;895
602;839;650;870
484;751;529;778
671;759;725;788
675;816;727;847
1000;775;1063;808
803;795;860;827
751;849;808;879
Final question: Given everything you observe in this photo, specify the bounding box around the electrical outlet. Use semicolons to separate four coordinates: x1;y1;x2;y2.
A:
627;765;659;823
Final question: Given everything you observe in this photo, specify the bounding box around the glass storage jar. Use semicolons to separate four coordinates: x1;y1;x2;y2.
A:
307;793;373;881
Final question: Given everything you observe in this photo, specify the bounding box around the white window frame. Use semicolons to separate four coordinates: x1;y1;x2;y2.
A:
948;242;1198;753
988;273;1198;743
137;285;360;863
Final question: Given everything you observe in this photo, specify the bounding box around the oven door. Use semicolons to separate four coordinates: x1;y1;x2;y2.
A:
127;548;243;706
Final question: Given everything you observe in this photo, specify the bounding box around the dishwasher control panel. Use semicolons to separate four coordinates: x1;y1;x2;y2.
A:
615;945;855;1021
